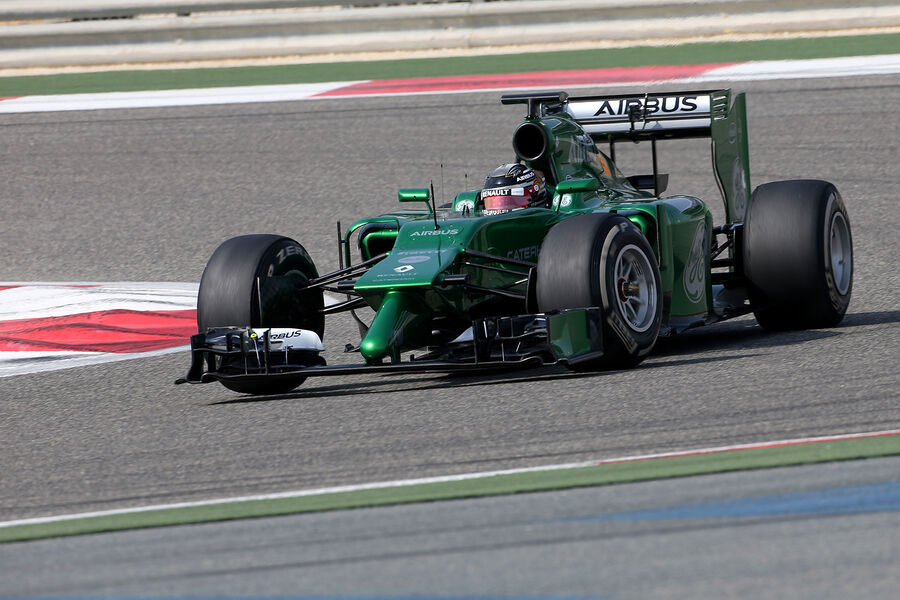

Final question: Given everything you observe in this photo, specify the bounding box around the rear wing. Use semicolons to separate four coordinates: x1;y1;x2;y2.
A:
502;89;751;223
564;90;720;140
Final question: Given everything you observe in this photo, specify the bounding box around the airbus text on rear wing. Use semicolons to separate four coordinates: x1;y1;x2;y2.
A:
564;91;720;140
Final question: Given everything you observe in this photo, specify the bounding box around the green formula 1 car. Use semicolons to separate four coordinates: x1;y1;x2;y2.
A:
177;88;853;395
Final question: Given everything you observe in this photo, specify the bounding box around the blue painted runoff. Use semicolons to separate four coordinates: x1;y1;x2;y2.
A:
569;481;900;522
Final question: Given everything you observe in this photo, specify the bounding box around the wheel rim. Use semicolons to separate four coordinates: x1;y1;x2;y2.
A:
829;211;852;295
612;244;658;333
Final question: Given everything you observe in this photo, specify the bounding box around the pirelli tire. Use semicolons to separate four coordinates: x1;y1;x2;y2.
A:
197;234;324;395
743;180;852;330
537;213;662;370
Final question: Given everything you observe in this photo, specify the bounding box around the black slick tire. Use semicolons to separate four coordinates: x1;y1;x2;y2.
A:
197;234;324;394
743;180;852;330
537;213;662;370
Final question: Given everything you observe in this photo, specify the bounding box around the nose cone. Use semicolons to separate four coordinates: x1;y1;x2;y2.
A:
359;291;430;364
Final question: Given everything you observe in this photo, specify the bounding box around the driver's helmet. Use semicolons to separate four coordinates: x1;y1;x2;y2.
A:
481;163;547;215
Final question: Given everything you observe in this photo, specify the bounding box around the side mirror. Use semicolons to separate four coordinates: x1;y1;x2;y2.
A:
627;174;669;195
398;188;431;203
555;178;599;194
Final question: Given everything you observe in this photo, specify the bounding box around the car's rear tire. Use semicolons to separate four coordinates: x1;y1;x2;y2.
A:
197;234;324;394
743;180;852;330
537;213;662;370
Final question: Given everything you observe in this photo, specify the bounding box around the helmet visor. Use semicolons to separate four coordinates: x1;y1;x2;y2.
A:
482;187;531;211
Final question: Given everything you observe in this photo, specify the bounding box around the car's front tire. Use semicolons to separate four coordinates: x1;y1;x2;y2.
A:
197;234;324;394
537;213;662;370
742;180;852;330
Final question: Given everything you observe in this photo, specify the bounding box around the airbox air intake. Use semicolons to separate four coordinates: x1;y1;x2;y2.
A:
512;122;548;162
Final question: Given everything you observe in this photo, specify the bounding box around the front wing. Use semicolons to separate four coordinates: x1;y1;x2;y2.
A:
175;308;604;386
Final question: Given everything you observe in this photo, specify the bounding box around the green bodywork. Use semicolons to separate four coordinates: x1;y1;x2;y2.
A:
343;89;751;363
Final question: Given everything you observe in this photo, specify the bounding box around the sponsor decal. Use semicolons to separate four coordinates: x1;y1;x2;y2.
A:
683;223;707;304
507;245;540;262
483;187;525;197
591;96;701;117
275;245;305;263
267;245;307;276
566;95;713;124
455;199;475;212
401;255;431;264
410;228;459;237
393;265;414;273
257;328;323;350
731;157;747;219
268;330;305;340
606;310;639;353
560;194;573;208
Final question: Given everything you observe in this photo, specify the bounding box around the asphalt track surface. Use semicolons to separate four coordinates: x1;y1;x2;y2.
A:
1;74;898;594
3;457;898;597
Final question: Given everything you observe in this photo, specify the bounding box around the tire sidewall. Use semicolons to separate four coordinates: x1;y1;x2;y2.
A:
595;219;662;357
197;235;323;335
251;239;324;334
258;238;318;280
821;189;853;317
537;213;662;368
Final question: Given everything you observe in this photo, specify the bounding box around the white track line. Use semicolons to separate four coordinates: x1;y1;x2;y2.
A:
0;345;198;379
694;53;900;81
1;55;898;114
2;428;897;529
0;81;360;113
0;282;198;321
